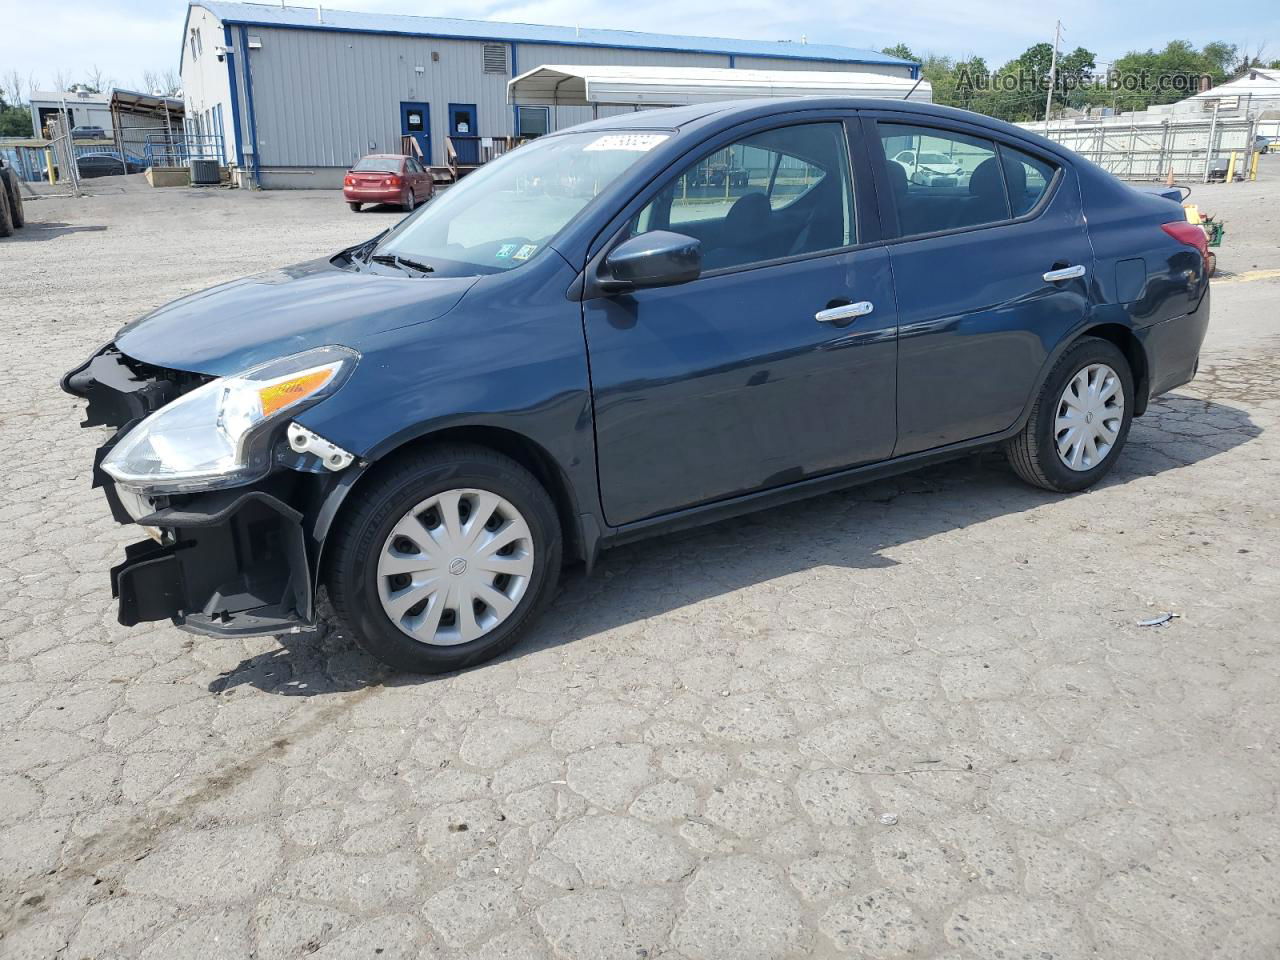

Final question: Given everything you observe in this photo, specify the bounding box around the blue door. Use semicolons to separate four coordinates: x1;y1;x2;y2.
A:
865;115;1093;455
582;120;899;527
400;102;430;164
449;103;479;165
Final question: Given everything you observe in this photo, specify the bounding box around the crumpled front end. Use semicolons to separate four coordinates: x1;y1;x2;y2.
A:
62;344;318;637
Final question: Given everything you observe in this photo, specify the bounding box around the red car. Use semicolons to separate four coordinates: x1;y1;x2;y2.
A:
343;154;434;212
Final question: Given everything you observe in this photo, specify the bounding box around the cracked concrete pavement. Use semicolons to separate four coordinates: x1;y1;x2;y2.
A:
0;168;1278;959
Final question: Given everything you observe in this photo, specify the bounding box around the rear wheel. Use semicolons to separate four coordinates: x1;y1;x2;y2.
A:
326;445;562;673
1006;337;1134;492
348;201;362;212
402;190;415;212
3;169;23;228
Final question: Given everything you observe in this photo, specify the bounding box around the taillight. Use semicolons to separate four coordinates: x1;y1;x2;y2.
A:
344;175;354;186
386;175;402;187
1162;220;1208;261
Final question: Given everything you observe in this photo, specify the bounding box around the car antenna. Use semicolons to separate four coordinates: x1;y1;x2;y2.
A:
903;76;924;100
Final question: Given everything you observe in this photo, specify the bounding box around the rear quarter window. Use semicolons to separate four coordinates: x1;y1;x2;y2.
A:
999;145;1058;216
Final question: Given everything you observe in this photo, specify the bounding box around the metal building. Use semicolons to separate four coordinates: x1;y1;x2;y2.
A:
179;1;916;188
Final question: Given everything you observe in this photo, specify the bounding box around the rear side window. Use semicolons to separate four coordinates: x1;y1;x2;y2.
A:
999;144;1057;216
877;122;1008;236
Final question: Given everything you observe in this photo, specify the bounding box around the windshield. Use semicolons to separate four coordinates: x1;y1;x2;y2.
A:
353;156;403;173
919;153;954;165
372;130;669;277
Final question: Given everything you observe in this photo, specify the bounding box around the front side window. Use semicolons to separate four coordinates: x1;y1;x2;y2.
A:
374;130;668;276
631;122;854;272
879;122;1008;236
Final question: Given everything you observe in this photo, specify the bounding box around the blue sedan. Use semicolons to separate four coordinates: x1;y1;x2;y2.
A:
63;98;1210;672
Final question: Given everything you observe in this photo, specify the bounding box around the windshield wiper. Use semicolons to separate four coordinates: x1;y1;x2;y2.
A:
370;253;435;275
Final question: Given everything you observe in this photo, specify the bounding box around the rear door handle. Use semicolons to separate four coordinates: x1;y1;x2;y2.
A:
815;301;874;324
1043;264;1086;282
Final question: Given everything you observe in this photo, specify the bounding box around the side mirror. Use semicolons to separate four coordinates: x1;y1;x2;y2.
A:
598;231;701;293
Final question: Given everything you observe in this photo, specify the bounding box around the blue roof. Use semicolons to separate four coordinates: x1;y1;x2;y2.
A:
195;2;915;67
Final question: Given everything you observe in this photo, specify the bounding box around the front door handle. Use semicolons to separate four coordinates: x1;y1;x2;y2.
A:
815;301;874;324
1043;264;1087;282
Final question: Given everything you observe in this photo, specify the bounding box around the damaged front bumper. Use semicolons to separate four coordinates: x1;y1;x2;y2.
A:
63;345;320;638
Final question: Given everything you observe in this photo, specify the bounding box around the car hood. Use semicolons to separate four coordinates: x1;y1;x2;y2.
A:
115;257;477;376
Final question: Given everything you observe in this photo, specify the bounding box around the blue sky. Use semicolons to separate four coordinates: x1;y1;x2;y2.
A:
2;0;1276;96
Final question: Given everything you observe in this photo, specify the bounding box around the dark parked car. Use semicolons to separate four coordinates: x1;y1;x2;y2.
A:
63;98;1210;673
71;125;108;140
74;153;147;178
343;153;434;211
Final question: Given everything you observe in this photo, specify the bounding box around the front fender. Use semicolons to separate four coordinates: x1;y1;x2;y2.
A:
293;253;602;574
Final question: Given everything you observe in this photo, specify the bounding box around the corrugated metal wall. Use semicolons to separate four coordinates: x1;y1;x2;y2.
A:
183;5;234;162
231;24;903;178
245;27;515;170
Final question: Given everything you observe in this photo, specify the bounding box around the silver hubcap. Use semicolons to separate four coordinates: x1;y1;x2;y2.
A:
377;488;534;646
1055;363;1124;471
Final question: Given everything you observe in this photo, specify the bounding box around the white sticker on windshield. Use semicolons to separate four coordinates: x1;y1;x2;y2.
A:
583;133;670;153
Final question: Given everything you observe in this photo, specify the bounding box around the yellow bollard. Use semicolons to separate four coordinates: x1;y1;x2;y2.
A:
1251;151;1260;181
45;147;55;184
1226;150;1237;183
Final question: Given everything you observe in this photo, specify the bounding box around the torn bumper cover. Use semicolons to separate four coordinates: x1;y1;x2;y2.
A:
62;345;317;637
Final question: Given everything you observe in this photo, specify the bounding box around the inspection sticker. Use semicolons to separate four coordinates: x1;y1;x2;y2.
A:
583;133;670;152
495;243;517;259
512;244;539;261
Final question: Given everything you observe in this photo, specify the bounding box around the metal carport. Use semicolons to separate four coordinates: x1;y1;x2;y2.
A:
507;64;932;112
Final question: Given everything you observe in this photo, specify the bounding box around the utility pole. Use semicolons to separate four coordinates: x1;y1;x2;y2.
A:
1044;19;1062;122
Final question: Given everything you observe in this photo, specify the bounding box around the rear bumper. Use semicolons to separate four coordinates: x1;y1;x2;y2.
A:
62;345;317;639
1140;282;1211;399
343;186;402;204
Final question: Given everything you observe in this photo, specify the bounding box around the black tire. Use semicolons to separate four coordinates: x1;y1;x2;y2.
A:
0;181;13;238
1005;336;1134;493
3;169;23;228
325;444;562;673
402;189;415;212
348;201;362;212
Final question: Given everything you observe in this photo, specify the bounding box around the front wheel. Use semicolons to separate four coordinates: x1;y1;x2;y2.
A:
326;445;562;673
1005;337;1134;493
3;169;23;228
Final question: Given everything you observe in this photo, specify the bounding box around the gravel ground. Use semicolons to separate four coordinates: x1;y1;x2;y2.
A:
1;167;1278;960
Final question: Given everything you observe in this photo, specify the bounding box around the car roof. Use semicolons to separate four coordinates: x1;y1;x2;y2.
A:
565;97;1050;144
555;97;1075;168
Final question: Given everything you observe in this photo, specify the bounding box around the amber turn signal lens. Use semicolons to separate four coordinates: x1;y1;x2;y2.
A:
257;368;336;418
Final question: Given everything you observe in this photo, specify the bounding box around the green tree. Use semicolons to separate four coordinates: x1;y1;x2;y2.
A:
881;43;918;63
1107;40;1223;111
0;105;32;137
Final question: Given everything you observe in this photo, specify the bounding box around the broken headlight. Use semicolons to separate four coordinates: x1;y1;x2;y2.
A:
102;346;358;493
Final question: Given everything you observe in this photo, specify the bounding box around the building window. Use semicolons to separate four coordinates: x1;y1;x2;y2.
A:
516;106;549;138
483;44;508;74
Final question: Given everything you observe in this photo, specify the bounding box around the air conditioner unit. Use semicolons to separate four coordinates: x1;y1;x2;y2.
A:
189;158;220;185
